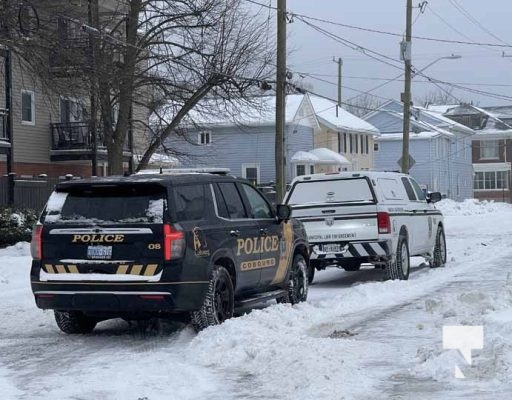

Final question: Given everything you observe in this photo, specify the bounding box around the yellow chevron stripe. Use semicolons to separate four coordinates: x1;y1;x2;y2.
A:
55;265;66;274
144;264;158;276
117;265;129;274
45;264;55;274
131;265;143;275
68;265;79;274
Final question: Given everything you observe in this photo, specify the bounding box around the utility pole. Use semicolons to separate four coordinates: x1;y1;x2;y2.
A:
401;0;413;174
333;57;342;117
275;0;286;201
88;0;99;176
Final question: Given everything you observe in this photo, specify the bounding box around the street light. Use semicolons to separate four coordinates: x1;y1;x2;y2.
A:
412;54;462;78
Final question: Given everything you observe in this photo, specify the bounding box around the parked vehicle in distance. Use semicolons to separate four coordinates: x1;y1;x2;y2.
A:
30;170;309;333
284;171;446;283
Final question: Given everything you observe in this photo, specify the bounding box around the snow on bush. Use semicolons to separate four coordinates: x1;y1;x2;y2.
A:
0;208;38;247
436;199;512;216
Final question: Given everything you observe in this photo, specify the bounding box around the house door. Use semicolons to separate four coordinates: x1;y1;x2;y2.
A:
60;97;83;124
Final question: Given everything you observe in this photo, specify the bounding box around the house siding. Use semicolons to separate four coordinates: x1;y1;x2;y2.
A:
368;110;473;200
165;124;314;183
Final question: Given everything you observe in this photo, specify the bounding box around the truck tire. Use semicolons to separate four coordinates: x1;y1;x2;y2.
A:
385;234;410;280
54;310;97;334
278;254;309;305
191;265;234;331
430;226;446;268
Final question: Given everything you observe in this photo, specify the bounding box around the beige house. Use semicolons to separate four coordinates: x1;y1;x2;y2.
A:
303;95;380;172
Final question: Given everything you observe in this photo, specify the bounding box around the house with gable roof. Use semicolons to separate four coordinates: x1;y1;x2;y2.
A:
159;93;379;185
431;104;512;202
364;100;474;200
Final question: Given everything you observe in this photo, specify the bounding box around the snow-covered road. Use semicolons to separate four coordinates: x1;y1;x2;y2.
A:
1;199;512;399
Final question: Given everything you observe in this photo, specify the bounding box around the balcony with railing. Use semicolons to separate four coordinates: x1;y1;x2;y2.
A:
50;121;131;161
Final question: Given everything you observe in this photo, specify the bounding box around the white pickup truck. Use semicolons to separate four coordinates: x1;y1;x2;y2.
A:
284;171;446;283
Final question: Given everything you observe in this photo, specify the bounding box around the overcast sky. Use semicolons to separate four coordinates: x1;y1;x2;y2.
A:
268;0;512;107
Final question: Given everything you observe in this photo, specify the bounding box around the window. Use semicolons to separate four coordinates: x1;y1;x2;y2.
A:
60;97;83;123
480;140;499;159
355;134;359;153
173;184;212;221
21;90;35;124
198;131;211;145
474;171;509;190
374;142;379;152
360;136;364;154
240;184;273;219
213;184;229;218
310;165;315;174
410;178;426;201
217;183;247;219
242;163;260;185
349;134;353;153
296;165;306;176
365;136;369;154
401;177;417;201
343;133;347;153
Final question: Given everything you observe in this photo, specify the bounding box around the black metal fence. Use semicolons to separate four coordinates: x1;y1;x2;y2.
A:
0;175;62;212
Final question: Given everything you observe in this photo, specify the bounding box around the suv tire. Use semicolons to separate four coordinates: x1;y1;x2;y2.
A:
54;311;97;334
191;265;234;331
430;226;446;268
385;235;410;280
307;263;316;284
278;254;308;305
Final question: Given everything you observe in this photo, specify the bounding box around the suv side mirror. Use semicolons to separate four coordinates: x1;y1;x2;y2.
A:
427;191;442;203
276;204;292;222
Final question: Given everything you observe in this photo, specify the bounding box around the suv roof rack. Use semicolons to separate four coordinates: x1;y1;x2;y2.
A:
136;167;231;176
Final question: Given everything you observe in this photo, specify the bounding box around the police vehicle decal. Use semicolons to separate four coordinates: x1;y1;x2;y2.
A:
271;222;294;284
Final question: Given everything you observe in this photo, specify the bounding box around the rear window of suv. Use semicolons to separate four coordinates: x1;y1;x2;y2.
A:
287;177;375;205
42;184;166;224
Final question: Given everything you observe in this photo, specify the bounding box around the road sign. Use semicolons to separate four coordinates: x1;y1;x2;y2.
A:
397;154;416;169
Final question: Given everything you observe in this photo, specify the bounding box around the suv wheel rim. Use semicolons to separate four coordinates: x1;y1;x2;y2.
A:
214;276;231;322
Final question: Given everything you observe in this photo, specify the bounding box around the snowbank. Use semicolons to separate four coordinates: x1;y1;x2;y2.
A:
436;198;512;216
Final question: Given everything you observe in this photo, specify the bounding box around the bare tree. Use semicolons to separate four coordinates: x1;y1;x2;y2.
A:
414;88;462;108
1;0;275;175
344;94;384;118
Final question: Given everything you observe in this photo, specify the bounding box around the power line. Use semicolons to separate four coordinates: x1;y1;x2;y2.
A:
242;0;512;49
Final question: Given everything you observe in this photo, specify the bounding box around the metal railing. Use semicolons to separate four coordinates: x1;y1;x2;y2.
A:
50;121;96;150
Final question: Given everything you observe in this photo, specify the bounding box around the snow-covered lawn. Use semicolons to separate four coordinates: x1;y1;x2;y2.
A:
1;199;512;399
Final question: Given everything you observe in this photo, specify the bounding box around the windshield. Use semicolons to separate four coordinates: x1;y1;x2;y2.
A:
286;177;375;205
42;185;166;224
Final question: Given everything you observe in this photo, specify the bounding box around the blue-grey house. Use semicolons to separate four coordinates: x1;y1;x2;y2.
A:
364;100;474;200
154;94;373;184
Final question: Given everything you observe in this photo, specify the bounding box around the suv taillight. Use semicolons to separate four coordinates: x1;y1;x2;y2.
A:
377;212;391;234
163;224;185;261
31;225;43;260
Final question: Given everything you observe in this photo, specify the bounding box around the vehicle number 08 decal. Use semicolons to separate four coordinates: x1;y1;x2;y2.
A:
148;243;161;250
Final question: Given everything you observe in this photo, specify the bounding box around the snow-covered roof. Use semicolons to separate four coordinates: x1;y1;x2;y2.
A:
153;95;307;128
291;150;321;163
308;95;379;135
377;131;447;141
134;153;180;167
290;148;351;165
425;104;459;114
414;107;474;135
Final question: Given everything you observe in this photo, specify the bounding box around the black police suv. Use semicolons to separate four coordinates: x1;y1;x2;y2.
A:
30;171;310;333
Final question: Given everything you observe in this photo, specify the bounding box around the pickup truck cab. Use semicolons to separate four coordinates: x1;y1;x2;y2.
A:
284;171;446;283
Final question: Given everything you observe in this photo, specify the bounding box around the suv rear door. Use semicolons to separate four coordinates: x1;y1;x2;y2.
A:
40;183;167;280
285;177;379;246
